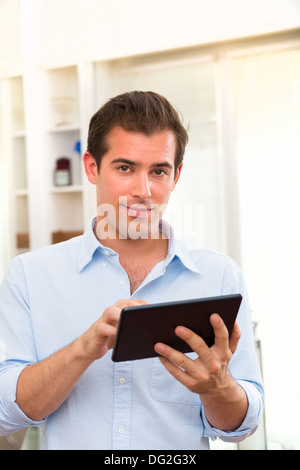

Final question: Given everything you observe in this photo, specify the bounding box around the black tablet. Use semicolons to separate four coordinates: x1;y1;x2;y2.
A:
112;294;242;362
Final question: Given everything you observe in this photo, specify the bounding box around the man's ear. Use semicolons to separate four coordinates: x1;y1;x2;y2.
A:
83;152;98;185
171;162;183;191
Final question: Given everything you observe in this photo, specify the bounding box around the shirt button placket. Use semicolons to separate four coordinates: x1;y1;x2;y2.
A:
112;362;132;449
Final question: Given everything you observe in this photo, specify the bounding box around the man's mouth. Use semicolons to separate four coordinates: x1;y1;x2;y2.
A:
127;205;152;218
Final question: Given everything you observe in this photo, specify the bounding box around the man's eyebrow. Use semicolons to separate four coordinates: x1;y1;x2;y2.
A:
110;158;139;166
153;162;173;169
110;158;173;169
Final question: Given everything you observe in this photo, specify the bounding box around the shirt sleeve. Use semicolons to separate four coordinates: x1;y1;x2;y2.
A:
202;259;264;442
201;380;263;442
0;257;45;435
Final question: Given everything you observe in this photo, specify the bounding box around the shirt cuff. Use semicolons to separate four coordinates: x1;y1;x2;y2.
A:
201;380;263;443
0;364;45;434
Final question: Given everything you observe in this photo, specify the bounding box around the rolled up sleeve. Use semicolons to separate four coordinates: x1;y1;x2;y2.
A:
0;257;44;435
201;379;264;442
0;363;45;435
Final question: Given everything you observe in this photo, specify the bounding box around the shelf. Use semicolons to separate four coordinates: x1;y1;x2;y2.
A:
50;185;83;194
48;123;80;133
12;130;26;138
52;230;83;244
16;232;30;250
14;189;29;197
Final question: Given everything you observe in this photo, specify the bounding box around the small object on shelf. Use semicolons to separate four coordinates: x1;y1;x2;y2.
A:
52;96;75;126
74;140;81;158
16;233;30;249
54;157;71;186
52;231;83;245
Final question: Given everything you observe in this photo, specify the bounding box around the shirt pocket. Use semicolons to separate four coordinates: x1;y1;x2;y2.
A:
150;354;201;407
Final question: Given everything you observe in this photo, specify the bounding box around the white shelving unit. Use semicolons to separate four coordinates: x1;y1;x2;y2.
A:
5;75;30;256
45;65;84;244
5;67;87;257
3;46;100;258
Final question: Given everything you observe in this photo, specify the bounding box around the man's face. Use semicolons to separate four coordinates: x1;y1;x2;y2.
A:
84;127;182;240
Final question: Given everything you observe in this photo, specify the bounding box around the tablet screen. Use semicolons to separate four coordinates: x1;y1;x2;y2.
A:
112;294;242;362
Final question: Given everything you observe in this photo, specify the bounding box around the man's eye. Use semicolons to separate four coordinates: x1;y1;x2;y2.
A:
154;169;166;176
118;166;130;172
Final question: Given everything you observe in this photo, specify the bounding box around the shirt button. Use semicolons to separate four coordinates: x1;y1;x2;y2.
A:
119;280;126;287
120;377;126;384
118;426;125;434
101;262;107;268
104;250;110;256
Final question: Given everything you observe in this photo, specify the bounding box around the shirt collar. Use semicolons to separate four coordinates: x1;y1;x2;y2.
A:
78;217;202;275
78;217;103;272
164;221;202;275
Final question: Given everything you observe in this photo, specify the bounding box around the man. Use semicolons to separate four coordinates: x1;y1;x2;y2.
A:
0;91;263;450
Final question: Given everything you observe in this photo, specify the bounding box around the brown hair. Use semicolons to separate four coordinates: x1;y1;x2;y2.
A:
87;91;189;174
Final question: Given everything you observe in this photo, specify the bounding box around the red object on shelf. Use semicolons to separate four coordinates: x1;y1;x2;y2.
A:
54;157;71;186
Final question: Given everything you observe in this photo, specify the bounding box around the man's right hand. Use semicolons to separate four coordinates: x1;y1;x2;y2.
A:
77;299;149;362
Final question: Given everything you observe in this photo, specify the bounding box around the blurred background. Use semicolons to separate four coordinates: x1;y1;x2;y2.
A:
0;0;300;450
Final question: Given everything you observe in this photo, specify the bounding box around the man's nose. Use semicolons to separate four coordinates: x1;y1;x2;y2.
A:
131;173;152;199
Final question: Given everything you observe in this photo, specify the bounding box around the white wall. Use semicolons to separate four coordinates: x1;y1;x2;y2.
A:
0;0;22;76
35;0;300;67
234;47;300;448
0;0;299;73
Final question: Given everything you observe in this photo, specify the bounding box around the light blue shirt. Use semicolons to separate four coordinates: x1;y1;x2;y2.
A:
0;218;263;450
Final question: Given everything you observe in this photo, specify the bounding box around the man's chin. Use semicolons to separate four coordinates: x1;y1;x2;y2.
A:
118;216;159;240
